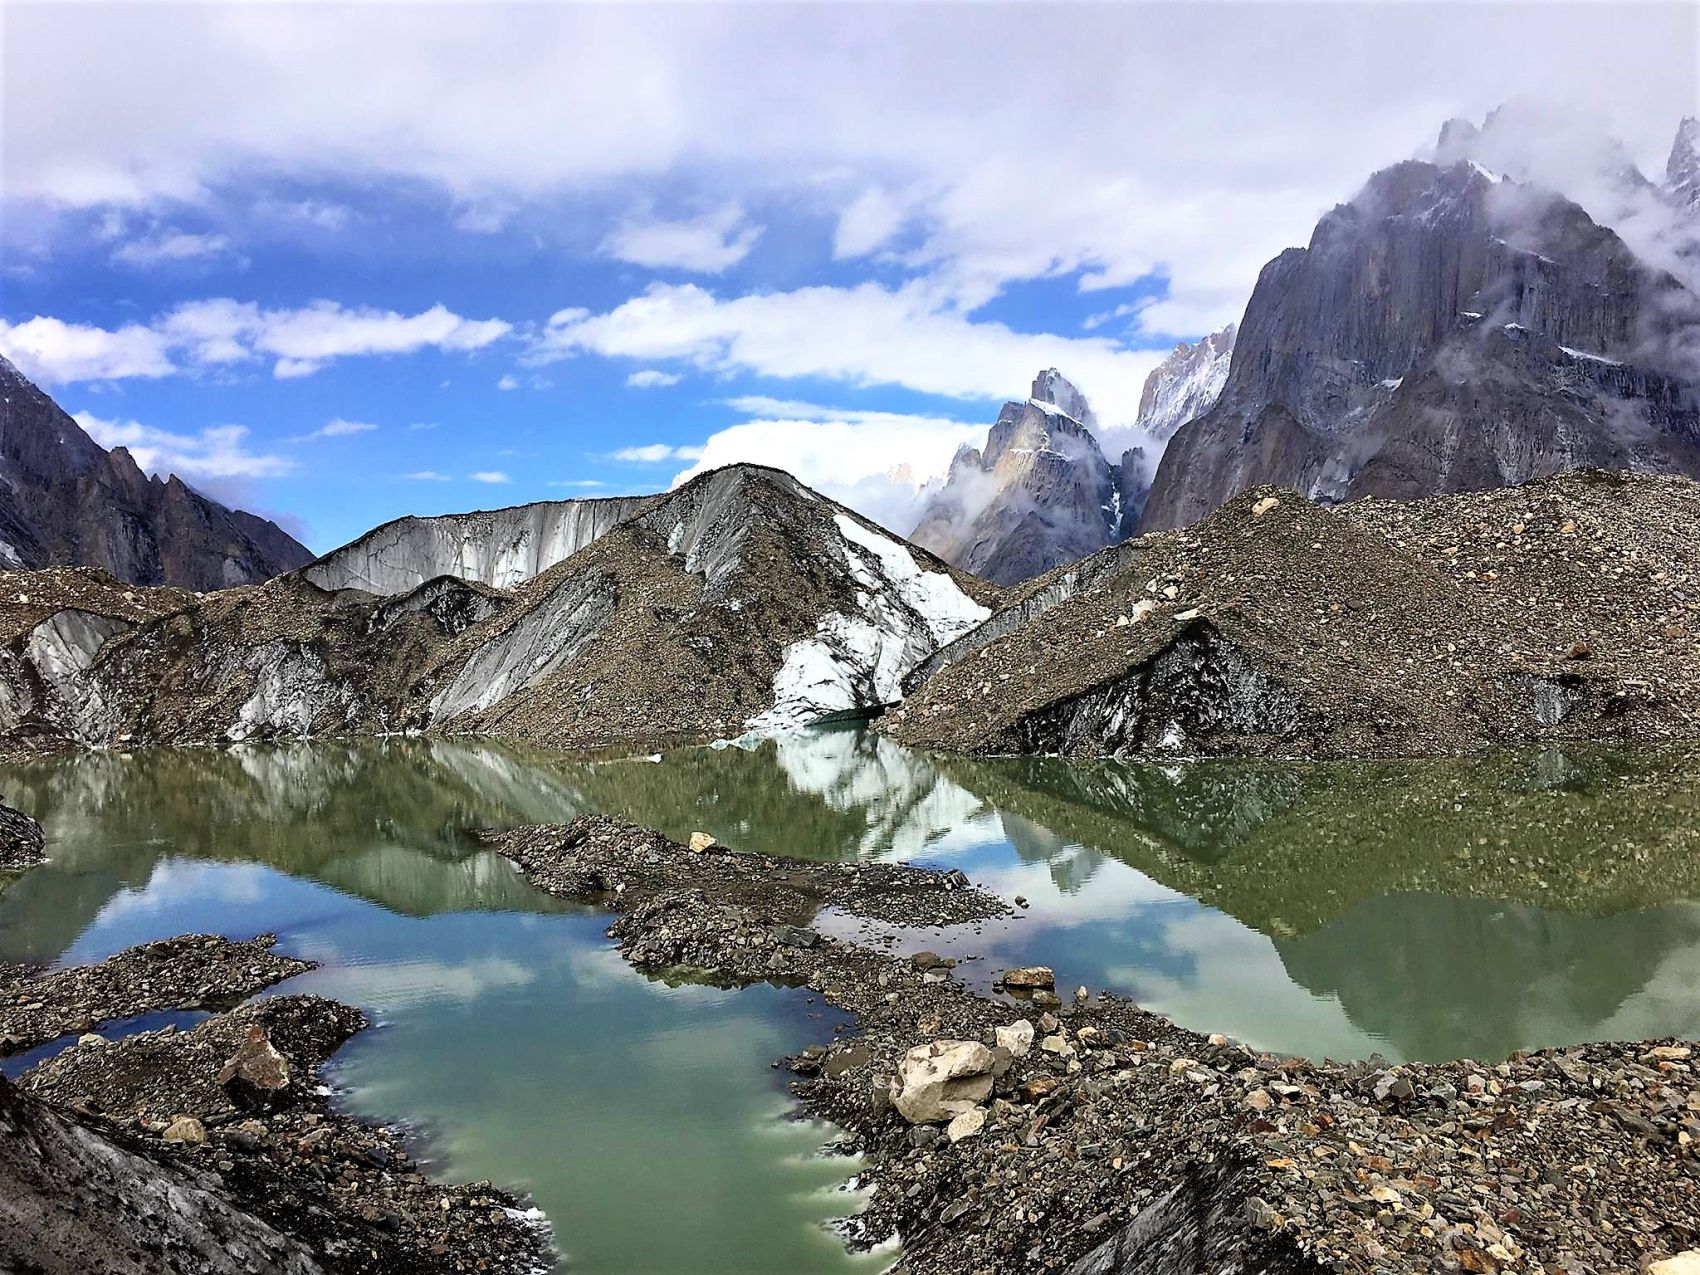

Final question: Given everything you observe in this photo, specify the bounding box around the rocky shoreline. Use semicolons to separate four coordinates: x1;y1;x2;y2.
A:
488;815;1700;1275
0;937;552;1275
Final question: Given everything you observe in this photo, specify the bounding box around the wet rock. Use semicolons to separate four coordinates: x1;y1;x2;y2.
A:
1000;965;1055;989
0;797;45;871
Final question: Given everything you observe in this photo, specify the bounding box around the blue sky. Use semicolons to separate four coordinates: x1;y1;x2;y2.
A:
2;2;1694;552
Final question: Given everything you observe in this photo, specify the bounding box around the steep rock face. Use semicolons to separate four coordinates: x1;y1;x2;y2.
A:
302;493;654;594
1670;117;1700;213
34;465;997;754
0;355;312;589
886;471;1700;761
1134;323;1236;441
911;371;1125;585
1142;153;1700;531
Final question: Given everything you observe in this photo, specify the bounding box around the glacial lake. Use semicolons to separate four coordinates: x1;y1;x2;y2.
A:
3;727;1700;1272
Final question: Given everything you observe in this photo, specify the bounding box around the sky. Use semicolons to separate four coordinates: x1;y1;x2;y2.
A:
1;2;1696;553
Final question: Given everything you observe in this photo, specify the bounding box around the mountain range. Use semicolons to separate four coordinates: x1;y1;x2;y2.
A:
0;355;311;590
908;333;1234;585
1142;115;1700;529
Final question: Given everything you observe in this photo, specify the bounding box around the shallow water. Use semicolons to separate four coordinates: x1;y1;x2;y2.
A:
3;729;1699;1270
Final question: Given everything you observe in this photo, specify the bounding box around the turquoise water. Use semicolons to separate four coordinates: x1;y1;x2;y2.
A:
3;730;1700;1269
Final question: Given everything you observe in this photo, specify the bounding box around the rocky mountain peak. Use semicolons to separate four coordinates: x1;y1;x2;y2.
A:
1435;117;1481;166
910;370;1151;585
0;353;310;588
1029;368;1096;428
1668;116;1700;211
1135;323;1236;441
1141;122;1700;533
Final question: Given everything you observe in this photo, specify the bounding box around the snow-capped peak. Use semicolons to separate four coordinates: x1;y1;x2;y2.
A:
1134;323;1236;442
1029;368;1096;428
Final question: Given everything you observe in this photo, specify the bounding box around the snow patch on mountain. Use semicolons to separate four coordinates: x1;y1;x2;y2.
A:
1135;324;1236;442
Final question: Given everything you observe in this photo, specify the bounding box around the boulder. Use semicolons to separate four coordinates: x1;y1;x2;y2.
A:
1000;966;1055;989
995;1020;1034;1058
687;832;717;853
217;1023;292;1111
888;1039;994;1124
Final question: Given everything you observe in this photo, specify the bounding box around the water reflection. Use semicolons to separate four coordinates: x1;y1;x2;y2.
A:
4;730;1700;1067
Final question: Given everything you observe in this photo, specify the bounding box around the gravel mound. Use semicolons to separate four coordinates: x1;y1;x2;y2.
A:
885;471;1700;759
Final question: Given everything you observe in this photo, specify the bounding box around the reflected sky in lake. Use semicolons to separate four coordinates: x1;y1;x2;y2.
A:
3;728;1700;1268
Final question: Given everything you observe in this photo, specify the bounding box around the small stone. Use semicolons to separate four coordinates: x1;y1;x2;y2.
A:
1244;1087;1274;1112
1251;495;1281;517
946;1107;986;1142
687;831;717;853
162;1116;207;1144
995;1020;1035;1058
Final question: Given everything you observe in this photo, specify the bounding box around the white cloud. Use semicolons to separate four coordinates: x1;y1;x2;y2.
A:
469;470;511;483
601;204;761;274
533;281;1163;427
291;417;378;443
833;186;910;259
408;421;438;431
6;5;1690;345
110;229;231;268
4;299;512;384
497;374;520;390
548;479;606;489
609;443;703;463
671;402;981;533
625;368;681;389
254;198;352;230
403;469;452;481
73;410;294;479
0;315;173;383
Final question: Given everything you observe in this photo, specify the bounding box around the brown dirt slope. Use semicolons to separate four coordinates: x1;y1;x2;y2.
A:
884;470;1700;759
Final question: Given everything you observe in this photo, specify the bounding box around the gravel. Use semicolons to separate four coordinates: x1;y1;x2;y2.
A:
0;934;313;1055
493;814;1700;1275
884;471;1700;761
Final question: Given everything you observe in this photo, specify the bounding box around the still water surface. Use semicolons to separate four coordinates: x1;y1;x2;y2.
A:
3;728;1699;1271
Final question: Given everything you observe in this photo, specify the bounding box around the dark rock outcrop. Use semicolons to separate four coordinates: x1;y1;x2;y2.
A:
0;355;312;589
1142;145;1700;531
0;795;44;872
0;1073;328;1275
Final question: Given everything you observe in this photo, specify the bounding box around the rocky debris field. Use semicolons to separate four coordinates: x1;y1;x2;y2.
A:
0;933;312;1053
0;565;196;644
490;814;1008;935
1;463;998;759
7;964;553;1274
494;815;1700;1275
886;470;1700;761
0;795;45;872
